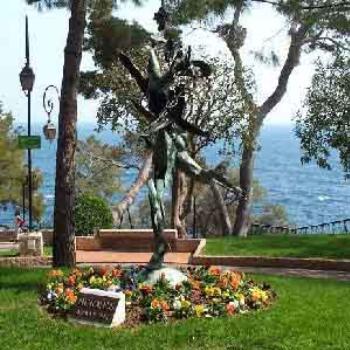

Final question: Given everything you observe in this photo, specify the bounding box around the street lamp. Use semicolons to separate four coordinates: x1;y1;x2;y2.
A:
42;85;60;141
19;65;35;93
19;16;35;231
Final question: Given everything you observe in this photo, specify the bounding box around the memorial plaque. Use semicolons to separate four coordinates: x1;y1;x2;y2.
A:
70;288;125;328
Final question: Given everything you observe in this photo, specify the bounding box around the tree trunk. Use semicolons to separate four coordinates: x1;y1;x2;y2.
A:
112;152;152;225
171;166;188;238
233;143;256;237
210;181;232;236
53;0;86;267
231;24;308;237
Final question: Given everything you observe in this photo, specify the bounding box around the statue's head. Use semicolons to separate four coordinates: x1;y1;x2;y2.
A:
154;6;170;32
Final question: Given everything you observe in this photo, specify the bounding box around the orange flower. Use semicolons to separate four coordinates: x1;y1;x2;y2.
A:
218;276;229;288
139;284;153;294
226;302;235;316
64;288;77;303
55;286;64;295
111;268;123;278
151;298;161;309
160;300;169;311
67;275;76;287
251;291;260;302
189;278;201;290
64;288;73;297
71;268;82;277
151;298;169;311
208;266;221;276
228;273;241;290
48;269;63;278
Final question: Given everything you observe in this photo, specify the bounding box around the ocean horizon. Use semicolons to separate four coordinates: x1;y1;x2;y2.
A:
1;123;349;228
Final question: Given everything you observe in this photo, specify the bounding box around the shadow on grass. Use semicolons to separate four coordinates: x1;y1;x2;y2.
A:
0;267;47;294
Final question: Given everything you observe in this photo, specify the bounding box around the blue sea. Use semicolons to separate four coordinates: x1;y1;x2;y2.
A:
1;123;349;227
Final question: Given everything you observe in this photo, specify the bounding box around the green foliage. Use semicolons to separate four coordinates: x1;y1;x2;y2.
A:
0;110;25;204
74;194;113;235
85;16;150;69
253;203;288;227
296;54;350;176
190;166;287;235
76;135;124;201
0;105;44;221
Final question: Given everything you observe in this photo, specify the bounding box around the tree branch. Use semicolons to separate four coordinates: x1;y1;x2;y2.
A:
259;23;310;117
117;51;148;94
112;152;153;224
220;1;256;112
252;0;350;10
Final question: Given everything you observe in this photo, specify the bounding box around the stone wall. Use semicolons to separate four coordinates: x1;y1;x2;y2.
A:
0;256;52;267
76;229;202;254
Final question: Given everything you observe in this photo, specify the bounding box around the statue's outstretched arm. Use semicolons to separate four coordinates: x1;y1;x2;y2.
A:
177;150;242;198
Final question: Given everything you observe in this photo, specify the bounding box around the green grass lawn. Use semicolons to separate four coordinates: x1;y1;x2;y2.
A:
0;268;349;350
204;234;350;259
0;249;19;257
0;246;52;258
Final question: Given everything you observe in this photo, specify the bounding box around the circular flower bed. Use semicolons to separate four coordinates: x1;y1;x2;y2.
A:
41;266;276;326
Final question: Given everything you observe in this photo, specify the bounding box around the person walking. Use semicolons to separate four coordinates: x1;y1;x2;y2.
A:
14;207;26;234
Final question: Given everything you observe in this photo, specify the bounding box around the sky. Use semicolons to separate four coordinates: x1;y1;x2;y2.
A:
0;0;318;128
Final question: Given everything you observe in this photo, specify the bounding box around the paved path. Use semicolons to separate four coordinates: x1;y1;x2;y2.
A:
0;242;18;250
76;250;191;265
75;250;350;281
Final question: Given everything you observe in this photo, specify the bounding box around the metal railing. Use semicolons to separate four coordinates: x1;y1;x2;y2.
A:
250;218;350;235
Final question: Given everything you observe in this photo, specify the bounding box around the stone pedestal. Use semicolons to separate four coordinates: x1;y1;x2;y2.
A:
18;232;43;256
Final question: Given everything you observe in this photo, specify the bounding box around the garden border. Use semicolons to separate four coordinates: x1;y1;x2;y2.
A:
191;239;350;272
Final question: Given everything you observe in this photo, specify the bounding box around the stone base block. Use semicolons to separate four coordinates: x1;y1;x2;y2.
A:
18;232;43;256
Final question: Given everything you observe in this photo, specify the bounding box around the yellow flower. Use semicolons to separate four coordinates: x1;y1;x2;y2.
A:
213;287;222;296
204;286;215;297
181;299;191;309
194;304;205;317
250;287;268;302
235;293;245;305
125;290;133;298
260;290;269;303
222;290;230;298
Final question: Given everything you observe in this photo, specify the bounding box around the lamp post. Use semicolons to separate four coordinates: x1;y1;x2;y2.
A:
42;85;60;141
19;16;35;231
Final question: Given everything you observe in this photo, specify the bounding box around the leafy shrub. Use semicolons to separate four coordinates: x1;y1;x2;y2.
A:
74;194;113;235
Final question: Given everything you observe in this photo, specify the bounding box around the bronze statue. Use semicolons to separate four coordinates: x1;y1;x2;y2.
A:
118;6;241;272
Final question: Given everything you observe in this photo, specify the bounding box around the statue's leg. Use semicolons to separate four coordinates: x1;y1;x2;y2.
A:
147;178;167;271
146;131;177;273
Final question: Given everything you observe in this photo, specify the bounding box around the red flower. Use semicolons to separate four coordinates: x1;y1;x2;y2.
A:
98;266;109;276
226;303;235;316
